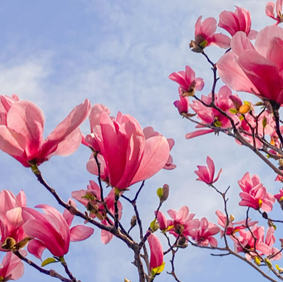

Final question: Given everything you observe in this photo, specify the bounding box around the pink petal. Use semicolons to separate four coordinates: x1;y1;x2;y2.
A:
70;225;94;242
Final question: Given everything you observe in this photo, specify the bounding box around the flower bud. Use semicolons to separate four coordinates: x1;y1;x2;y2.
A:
229;215;235;221
157;184;169;203
177;236;188;248
131;215;137;228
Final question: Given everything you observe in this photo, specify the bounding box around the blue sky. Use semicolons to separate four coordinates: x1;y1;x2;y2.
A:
0;0;282;281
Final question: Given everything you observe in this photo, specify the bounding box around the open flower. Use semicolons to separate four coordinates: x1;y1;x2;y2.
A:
190;217;220;247
22;203;94;259
219;6;257;39
0;251;26;281
266;0;283;25
169;66;204;96
85;104;170;190
195;156;222;185
0;96;91;167
190;16;230;52
72;180;122;244
218;26;283;105
238;172;275;212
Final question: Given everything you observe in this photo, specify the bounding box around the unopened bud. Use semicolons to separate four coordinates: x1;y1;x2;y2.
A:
264;258;273;269
276;264;283;273
229;215;235;221
253;256;261;266
131;216;137;228
160;184;169;202
124;279;131;282
189;40;203;53
177;236;187;248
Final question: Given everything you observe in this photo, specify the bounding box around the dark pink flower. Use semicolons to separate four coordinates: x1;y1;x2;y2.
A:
85;105;170;190
195;156;222;185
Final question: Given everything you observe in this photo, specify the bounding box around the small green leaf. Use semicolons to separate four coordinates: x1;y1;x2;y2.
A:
239;115;244;121
151;262;165;276
229;108;238;114
243;101;250;106
199;40;208;48
41;257;57;267
262;117;267;128
214;120;222;127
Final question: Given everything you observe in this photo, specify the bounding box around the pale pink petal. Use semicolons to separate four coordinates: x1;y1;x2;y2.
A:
7;101;44;157
185;129;214;139
70;225;94;242
27;239;46;259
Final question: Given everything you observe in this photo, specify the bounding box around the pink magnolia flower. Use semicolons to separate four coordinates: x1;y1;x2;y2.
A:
274;188;283;203
266;0;283;25
217;27;283;105
190;16;230;52
218;6;257;39
195;156;222;185
0;190;27;251
0;96;91;167
167;206;200;238
265;227;282;260
22;203;94;259
0;95;19;126
148;233;164;273
190;217;220;247
72;180;122;244
238;172;275;211
169;66;204;96
0;251;26;281
233;225;271;259
85;104;170;190
174;95;189;115
216;210;257;237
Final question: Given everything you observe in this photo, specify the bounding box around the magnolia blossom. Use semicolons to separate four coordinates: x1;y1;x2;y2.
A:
0;252;26;281
174;95;190;115
169;65;204;96
238;172;275;211
148;233;164;274
266;0;283;25
219;6;257;39
72;180;122;244
167;206;200;238
22;203;94;259
0;96;91;167
233;225;272;259
216;210;257;237
85;104;170;190
218;26;283;104
195;156;222;185
190;16;230;52
0;190;27;252
190;217;220;247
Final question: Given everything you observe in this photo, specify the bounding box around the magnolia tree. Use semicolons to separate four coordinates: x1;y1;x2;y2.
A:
2;0;283;282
